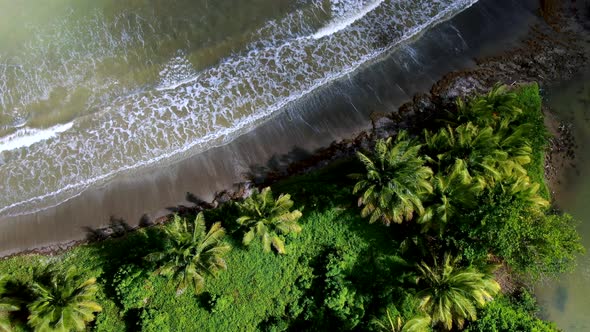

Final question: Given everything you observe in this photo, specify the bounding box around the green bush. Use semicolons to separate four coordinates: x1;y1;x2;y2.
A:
463;189;583;279
140;308;170;332
465;293;557;332
114;264;155;312
323;252;367;329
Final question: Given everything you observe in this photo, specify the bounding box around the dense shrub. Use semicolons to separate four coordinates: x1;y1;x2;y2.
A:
465;292;558;332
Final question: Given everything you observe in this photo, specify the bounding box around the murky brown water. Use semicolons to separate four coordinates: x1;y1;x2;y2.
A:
535;69;590;332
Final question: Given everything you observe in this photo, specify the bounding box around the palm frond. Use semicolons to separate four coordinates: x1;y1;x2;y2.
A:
145;213;230;294
27;267;101;332
414;254;500;330
235;187;302;254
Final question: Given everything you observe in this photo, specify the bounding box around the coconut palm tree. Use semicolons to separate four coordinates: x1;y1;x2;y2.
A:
236;187;302;254
455;84;523;128
424;123;511;186
373;308;432;332
452;84;534;178
145;213;231;295
0;276;19;332
497;122;534;175
351;131;433;225
419;159;485;234
414;254;500;331
27;268;102;332
497;175;549;211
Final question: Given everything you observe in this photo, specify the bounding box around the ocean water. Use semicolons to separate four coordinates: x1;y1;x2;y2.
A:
0;0;478;216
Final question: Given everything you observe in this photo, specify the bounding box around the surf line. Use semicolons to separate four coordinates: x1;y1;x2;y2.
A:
312;0;386;40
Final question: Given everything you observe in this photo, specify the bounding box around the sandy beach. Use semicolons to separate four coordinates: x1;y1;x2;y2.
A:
2;0;585;257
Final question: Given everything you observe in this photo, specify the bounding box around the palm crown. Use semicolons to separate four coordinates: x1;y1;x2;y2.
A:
372;308;431;332
419;159;484;234
414;254;500;331
351;131;433;225
424;123;510;185
236;187;303;254
0;276;19;332
455;84;523;128
145;212;231;295
27;268;102;332
446;84;534;182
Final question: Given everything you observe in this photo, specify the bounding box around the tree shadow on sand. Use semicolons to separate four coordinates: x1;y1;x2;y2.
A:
244;146;312;185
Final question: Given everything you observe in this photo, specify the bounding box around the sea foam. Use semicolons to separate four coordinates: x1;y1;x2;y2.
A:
0;0;479;217
0;122;74;153
312;0;386;39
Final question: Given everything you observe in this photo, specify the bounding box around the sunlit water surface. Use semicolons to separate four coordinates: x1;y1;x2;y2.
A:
0;0;478;215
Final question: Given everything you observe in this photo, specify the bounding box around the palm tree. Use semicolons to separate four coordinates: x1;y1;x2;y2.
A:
414;254;500;331
497;122;534;175
424;123;510;186
236;187;302;254
27;268;102;332
418;160;485;234
372;308;432;332
0;276;19;332
497;175;549;211
451;84;534;179
351;131;433;225
455;84;522;128
145;213;231;295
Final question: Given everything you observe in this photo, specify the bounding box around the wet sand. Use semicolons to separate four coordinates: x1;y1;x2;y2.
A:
0;0;542;256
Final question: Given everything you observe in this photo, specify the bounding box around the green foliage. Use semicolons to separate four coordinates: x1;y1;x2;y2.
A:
371;304;432;332
466;186;583;279
424;122;518;186
456;84;524;128
113;264;154;312
236;186;303;254
414;254;500;331
144;212;231;295
322;252;366;329
207;293;234;313
465;292;558;332
0;84;580;332
512;83;550;199
352;130;433;225
93;297;126;332
27;267;102;332
441;83;581;280
419;159;483;234
136;205;394;331
139;308;170;332
0;275;20;332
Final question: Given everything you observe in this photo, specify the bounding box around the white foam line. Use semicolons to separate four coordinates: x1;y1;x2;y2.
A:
155;73;201;91
0;0;479;217
312;0;386;40
0;122;74;153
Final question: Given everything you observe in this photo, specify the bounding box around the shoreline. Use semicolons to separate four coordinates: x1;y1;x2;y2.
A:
1;0;587;258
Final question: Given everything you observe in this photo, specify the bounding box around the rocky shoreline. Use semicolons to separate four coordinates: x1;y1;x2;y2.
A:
1;0;588;259
253;0;589;197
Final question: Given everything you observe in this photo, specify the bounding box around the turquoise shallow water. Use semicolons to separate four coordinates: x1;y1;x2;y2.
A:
535;69;590;332
0;0;478;216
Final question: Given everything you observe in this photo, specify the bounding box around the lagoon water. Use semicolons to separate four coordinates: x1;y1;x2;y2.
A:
0;0;479;217
536;69;590;332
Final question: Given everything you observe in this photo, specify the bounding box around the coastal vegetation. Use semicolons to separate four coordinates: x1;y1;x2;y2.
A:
144;213;231;295
0;83;583;331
